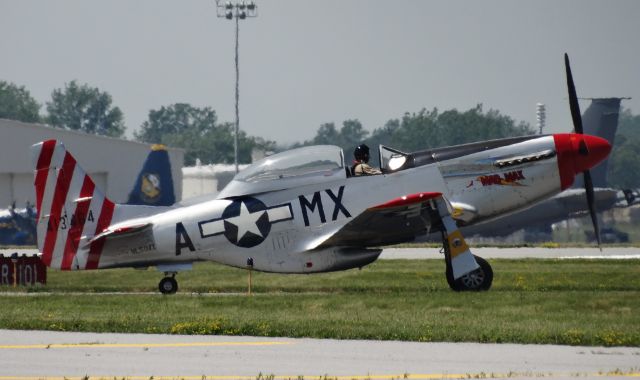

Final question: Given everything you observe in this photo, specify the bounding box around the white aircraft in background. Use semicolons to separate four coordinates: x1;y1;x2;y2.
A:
30;55;611;293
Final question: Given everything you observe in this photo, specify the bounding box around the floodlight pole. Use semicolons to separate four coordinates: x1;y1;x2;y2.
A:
234;14;240;174
215;0;258;173
536;103;546;135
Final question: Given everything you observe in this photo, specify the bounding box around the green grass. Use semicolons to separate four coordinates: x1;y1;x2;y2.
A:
1;259;639;346
5;239;640;251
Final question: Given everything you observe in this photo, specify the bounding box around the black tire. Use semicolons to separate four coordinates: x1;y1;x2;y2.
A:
159;277;178;294
446;255;493;291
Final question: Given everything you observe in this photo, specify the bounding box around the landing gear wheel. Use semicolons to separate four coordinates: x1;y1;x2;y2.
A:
446;255;493;291
159;277;178;294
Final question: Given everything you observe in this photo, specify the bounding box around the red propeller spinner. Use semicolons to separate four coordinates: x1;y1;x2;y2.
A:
553;133;612;190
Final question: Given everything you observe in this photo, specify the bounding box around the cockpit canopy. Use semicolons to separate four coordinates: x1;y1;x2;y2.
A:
217;144;419;198
218;145;346;198
379;145;412;172
235;145;344;182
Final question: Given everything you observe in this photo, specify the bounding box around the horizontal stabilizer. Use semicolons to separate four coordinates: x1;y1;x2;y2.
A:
85;222;152;247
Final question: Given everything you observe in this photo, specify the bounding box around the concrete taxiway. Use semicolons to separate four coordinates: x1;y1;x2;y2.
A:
380;246;640;260
0;330;638;379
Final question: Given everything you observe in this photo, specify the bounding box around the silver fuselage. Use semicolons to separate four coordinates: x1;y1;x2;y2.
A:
98;135;563;273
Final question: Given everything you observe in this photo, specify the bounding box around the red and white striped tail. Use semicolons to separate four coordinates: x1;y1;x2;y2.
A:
32;140;115;270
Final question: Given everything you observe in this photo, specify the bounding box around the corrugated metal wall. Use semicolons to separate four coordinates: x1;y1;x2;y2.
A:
0;119;183;207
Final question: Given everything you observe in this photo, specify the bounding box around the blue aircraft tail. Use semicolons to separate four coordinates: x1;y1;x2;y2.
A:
572;98;623;189
126;144;176;206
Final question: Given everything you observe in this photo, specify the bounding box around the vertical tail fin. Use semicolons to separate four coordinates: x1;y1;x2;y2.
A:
126;144;175;206
573;98;623;188
32;140;115;270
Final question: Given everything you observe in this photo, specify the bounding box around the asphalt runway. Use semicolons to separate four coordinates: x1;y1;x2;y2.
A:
0;330;638;380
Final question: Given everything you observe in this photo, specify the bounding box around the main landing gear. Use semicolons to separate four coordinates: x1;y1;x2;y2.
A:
440;229;493;291
159;272;178;294
434;196;493;291
445;254;493;291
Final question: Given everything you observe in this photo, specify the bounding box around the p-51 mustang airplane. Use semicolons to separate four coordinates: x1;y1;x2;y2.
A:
31;55;611;293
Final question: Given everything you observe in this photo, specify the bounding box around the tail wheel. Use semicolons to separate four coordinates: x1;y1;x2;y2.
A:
446;255;493;291
159;277;178;294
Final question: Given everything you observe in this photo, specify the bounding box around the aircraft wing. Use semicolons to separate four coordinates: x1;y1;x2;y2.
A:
318;192;444;248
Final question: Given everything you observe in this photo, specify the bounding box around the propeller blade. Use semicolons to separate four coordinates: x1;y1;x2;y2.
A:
566;53;601;249
583;170;602;250
565;53;584;134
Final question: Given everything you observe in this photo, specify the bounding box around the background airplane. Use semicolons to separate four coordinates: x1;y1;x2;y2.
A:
0;144;176;246
0;203;37;245
125;144;176;206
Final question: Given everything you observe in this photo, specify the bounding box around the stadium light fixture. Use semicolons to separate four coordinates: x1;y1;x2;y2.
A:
214;0;258;173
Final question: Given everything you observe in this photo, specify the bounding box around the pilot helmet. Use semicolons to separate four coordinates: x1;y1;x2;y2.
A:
354;144;370;162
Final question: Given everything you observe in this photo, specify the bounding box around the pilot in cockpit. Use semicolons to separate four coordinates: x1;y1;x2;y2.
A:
352;144;381;176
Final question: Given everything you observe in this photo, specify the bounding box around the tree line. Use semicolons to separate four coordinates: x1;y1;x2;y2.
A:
1;79;638;188
0;80;275;166
299;105;534;165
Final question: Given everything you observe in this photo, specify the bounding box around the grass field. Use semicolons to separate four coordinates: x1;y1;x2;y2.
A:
1;259;639;346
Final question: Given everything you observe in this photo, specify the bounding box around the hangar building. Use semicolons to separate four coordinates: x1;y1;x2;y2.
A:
0;119;184;207
182;162;249;200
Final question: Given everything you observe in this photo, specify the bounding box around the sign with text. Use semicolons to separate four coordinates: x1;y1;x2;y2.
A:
0;255;47;286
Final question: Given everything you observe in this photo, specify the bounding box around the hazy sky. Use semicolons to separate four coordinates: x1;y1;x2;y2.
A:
1;0;639;145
